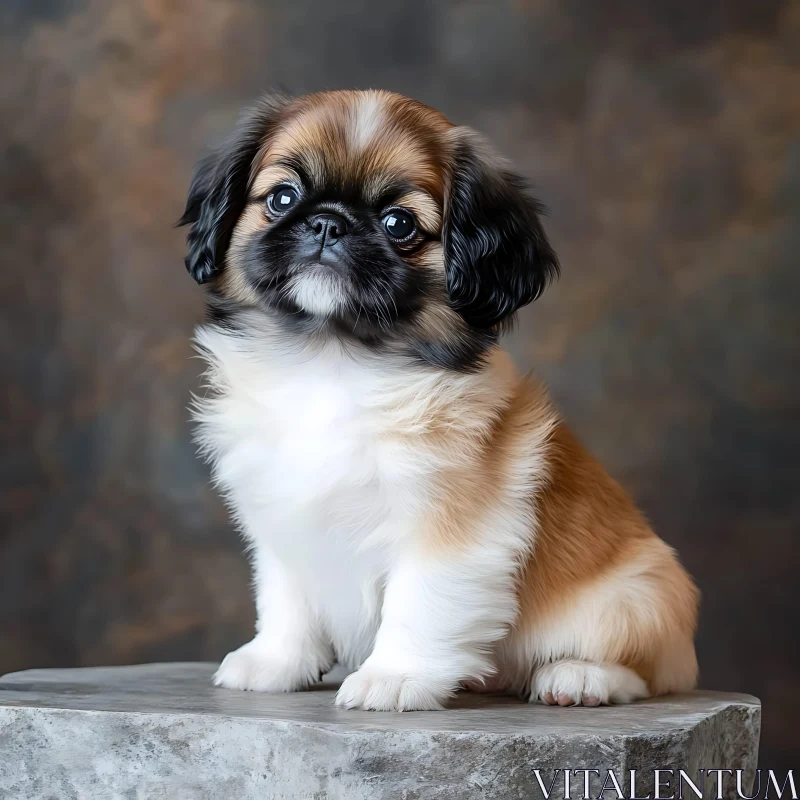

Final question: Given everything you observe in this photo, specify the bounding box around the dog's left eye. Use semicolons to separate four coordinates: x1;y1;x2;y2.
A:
268;186;299;215
382;209;416;240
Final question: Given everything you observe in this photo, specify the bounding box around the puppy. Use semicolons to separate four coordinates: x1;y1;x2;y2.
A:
180;90;699;711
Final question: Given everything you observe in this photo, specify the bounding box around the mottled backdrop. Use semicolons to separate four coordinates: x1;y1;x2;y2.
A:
1;0;798;770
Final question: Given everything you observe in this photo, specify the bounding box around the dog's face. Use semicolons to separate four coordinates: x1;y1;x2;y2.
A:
181;90;558;370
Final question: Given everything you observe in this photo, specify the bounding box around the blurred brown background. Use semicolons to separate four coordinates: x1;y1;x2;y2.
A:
1;0;798;771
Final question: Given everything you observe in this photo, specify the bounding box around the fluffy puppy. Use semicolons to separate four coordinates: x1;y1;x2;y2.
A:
181;90;699;711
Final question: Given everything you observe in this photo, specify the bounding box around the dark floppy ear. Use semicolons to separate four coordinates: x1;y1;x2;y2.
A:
178;94;289;284
442;128;559;329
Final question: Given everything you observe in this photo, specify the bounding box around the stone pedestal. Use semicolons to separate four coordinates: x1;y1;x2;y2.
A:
0;663;760;800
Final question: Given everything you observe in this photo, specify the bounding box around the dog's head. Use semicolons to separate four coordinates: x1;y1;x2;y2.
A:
180;90;558;369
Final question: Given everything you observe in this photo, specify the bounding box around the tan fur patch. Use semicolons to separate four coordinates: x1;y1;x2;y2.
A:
256;90;452;203
406;241;446;279
405;350;555;553
223;202;269;305
250;165;300;199
517;423;653;622
508;423;699;693
393;190;441;233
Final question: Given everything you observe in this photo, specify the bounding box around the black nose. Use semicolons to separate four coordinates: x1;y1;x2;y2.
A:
309;213;348;247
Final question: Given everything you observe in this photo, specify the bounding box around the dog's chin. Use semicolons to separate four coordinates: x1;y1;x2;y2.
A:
285;267;348;319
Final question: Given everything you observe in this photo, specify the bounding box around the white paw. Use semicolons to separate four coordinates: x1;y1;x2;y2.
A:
335;665;452;711
213;639;320;693
532;660;648;706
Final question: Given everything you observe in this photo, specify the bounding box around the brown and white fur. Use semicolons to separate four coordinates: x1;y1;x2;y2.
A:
181;90;699;711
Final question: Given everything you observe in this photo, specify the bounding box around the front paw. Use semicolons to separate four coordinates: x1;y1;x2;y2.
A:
335;665;452;711
213;639;320;693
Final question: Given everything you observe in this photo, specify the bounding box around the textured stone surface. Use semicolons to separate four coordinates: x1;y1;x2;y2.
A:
0;663;760;800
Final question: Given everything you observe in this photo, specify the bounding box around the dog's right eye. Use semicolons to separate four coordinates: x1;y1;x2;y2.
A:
268;186;300;216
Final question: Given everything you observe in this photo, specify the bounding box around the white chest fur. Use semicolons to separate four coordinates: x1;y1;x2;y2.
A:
193;322;455;663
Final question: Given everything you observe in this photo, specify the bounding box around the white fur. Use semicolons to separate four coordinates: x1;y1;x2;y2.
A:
336;539;529;710
285;269;346;317
533;660;648;706
194;313;549;710
351;93;386;150
214;547;333;691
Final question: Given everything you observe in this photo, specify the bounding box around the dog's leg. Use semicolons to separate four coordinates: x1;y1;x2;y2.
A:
335;545;518;711
214;545;333;692
510;539;698;706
